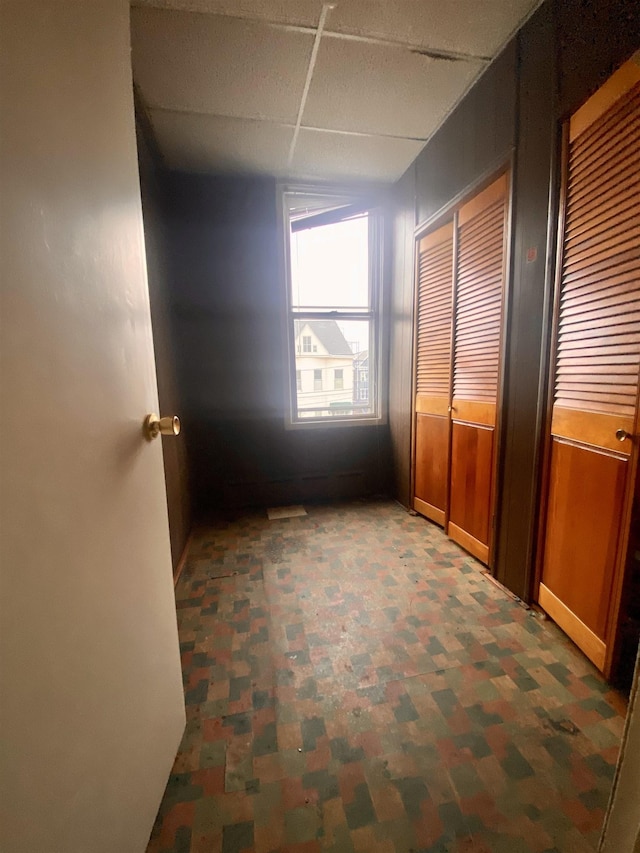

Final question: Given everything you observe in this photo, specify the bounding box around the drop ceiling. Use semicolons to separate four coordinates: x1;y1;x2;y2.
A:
131;0;541;183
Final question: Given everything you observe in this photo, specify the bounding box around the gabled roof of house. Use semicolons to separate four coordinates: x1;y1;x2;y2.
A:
294;320;353;357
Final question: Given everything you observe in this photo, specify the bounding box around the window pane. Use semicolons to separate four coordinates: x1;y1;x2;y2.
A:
290;215;369;310
293;319;372;419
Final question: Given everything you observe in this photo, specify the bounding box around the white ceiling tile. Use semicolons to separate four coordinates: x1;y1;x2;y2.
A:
132;0;540;58
304;39;483;139
292;128;425;183
132;0;321;28
131;7;313;122
326;0;540;58
149;109;293;174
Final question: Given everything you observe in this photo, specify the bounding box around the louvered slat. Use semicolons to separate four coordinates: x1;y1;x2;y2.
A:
415;224;454;397
555;83;640;419
453;197;506;402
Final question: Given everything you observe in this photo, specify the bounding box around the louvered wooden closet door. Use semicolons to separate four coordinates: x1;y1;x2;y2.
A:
448;175;508;564
538;62;640;674
413;222;454;524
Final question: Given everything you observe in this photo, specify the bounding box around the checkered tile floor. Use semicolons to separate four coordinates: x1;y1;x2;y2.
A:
147;500;627;853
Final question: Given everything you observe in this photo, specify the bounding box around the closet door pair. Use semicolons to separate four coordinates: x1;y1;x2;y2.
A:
413;173;509;566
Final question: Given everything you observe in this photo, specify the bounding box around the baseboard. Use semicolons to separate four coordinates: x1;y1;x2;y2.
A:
538;582;606;671
448;522;489;565
413;497;445;526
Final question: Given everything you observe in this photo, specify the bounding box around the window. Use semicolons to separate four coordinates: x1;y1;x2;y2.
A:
281;187;383;427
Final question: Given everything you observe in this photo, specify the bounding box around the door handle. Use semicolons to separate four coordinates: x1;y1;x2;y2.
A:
615;428;631;442
144;413;181;441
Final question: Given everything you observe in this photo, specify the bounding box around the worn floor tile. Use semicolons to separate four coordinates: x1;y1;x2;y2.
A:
147;500;627;853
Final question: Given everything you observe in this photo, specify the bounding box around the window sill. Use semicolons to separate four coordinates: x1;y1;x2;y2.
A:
284;415;386;431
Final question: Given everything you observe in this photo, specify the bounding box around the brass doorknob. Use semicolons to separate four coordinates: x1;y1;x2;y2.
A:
144;413;181;441
615;428;630;442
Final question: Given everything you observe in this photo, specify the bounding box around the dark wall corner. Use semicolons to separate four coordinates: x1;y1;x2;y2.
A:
557;0;640;118
389;165;417;509
164;172;393;514
135;111;193;571
415;39;518;227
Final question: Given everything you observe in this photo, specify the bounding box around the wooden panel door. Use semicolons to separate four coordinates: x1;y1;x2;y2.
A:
538;62;640;674
413;221;454;525
448;175;508;564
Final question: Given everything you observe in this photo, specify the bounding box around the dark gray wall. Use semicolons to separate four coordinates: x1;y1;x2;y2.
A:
495;1;556;597
389;0;639;600
557;0;640;118
415;41;517;227
164;173;392;513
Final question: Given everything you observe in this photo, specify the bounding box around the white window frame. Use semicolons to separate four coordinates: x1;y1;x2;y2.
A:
279;184;385;430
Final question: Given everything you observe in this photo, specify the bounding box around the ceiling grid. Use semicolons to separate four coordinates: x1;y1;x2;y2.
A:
131;0;542;182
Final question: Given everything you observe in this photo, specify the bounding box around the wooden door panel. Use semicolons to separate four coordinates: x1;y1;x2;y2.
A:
412;174;507;560
414;413;448;524
413;221;454;524
452;400;496;427
551;407;635;454
447;174;507;565
542;439;627;638
448;422;494;563
538;63;640;674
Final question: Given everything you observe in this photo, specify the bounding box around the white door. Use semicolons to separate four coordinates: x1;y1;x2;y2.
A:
0;3;185;852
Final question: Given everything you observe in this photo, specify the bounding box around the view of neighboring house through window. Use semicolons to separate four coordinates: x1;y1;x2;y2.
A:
282;188;381;425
